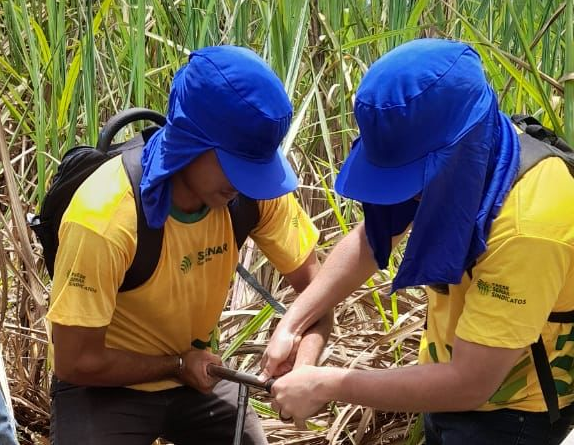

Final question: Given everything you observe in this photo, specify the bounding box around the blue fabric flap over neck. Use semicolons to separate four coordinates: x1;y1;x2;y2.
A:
390;106;520;292
335;39;521;292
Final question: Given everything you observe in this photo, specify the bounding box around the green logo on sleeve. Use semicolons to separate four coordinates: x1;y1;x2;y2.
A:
476;279;525;305
477;279;491;295
67;270;97;293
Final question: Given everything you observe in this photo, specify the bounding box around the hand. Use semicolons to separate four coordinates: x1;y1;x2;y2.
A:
259;326;302;381
270;365;331;428
178;349;222;394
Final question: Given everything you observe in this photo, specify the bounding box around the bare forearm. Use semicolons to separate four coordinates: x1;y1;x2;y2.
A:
261;224;410;380
321;363;488;413
55;347;179;387
282;223;378;336
271;338;525;420
294;310;334;367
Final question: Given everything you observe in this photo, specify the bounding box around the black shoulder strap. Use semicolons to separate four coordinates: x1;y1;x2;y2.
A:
531;337;560;423
515;133;574;183
548;311;574;323
512;115;574;184
92;108;166;291
118;134;164;292
512;114;574;154
515;133;556;180
228;194;260;251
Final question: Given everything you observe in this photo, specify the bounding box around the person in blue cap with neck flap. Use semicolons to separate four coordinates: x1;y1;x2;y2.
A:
260;38;574;444
47;46;331;444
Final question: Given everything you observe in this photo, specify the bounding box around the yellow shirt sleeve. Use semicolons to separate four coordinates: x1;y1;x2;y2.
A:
456;235;572;348
250;193;319;274
47;222;130;327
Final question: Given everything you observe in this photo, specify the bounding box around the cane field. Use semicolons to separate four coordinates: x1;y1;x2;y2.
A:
0;0;572;443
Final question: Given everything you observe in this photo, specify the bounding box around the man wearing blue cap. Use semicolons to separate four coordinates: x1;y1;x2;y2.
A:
261;39;574;444
46;46;330;444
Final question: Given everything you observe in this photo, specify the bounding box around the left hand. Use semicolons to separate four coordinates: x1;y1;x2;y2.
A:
270;365;331;428
179;348;222;394
259;325;302;382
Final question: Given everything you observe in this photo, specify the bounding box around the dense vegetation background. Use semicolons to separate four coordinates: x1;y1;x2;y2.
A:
0;0;572;443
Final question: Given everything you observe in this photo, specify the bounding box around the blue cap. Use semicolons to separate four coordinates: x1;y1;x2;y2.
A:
335;39;492;204
175;45;296;199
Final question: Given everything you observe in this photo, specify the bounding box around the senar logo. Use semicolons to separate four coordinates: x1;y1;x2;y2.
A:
180;243;229;273
180;255;193;274
197;243;228;265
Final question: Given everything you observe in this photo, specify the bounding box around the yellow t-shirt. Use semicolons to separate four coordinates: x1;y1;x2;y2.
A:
47;155;319;391
419;156;574;412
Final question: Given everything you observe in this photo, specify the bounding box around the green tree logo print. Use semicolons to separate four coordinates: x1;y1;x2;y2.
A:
477;279;491;296
180;255;193;274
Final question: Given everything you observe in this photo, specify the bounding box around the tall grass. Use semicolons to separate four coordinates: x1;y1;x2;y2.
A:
0;1;571;443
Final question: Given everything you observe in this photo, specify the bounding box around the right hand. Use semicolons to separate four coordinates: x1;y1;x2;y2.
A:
178;348;222;394
259;326;302;382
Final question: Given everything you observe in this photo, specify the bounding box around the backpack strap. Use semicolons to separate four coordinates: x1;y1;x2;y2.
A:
531;337;560;423
512;115;574;183
515;133;557;180
228;194;260;251
516;132;574;182
118;133;164;292
512;114;574;154
513;122;574;422
538;309;574;413
548;311;574;323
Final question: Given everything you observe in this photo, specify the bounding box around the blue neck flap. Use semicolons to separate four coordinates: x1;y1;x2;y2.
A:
140;65;214;229
364;98;520;293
